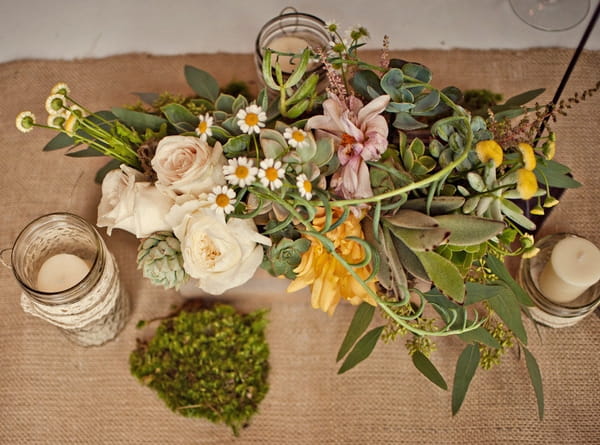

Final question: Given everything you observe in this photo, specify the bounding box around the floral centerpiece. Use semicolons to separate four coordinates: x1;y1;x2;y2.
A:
16;22;589;419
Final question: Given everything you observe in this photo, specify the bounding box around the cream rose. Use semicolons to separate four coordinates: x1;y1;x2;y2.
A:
151;135;226;198
97;165;173;238
165;200;271;295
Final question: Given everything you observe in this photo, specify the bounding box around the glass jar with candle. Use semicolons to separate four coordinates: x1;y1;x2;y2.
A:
519;233;600;328
9;213;129;346
255;9;331;91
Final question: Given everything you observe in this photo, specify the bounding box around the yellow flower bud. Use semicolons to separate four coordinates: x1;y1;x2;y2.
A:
543;195;560;208
516;168;538;200
543;140;556;160
516;142;536;171
530;204;545;215
476;140;503;167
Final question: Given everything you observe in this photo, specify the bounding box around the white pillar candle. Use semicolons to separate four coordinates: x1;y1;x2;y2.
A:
267;36;313;73
36;253;91;293
538;236;600;304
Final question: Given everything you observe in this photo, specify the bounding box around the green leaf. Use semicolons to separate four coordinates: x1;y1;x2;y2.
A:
487;285;528;344
160;103;199;133
451;344;480;415
464;282;507;305
338;326;384;374
412;90;440;114
260;129;287;159
380;68;404;102
111;107;167;132
351;70;383;99
387;225;450;252
336;303;376;361
222;134;250;156
384;209;439;230
415;251;465;302
391;234;428;281
500;198;536;231
458;327;501;349
434;214;505;246
214;94;235;113
392;111;428;131
184;65;219;101
502;88;545;107
66;147;105;157
486;254;534;306
523;347;544;420
535;160;581;189
42;131;75;151
94;158;122;184
402;196;466;214
232;94;249;115
412;351;448;390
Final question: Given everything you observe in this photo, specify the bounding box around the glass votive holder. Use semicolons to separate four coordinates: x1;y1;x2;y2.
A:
518;233;600;328
8;212;130;346
255;9;330;91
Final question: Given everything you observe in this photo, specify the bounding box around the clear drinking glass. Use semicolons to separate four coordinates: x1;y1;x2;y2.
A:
255;10;330;90
9;213;129;346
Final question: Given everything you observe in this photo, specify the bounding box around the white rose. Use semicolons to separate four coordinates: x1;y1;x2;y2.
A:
151;135;226;198
97;165;173;238
166;200;271;295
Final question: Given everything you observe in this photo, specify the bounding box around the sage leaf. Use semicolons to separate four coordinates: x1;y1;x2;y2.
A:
402;196;465;214
184;65;219;101
387;225;450;252
523;347;544;420
384;209;439;230
434;214;505;246
451;344;480;415
486;254;533;306
336;303;375;361
415;251;465;302
412;351;448;390
160;103;199;133
338;325;384;374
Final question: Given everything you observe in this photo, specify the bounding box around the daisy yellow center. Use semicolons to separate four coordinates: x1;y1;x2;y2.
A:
215;193;230;207
292;130;306;142
265;167;279;181
198;121;208;133
245;113;259;126
235;165;249;178
303;180;312;193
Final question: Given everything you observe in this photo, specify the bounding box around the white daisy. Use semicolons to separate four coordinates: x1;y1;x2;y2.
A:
223;157;258;187
258;158;285;191
47;112;67;129
50;82;70;96
195;113;213;141
15;111;36;133
236;104;266;135
324;20;338;32
208;185;237;215
283;127;309;149
45;94;67;114
296;174;313;200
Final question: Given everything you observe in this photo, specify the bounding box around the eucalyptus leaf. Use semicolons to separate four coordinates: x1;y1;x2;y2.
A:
66;147;105;157
184;65;219;101
415;251;465;302
336;303;376;362
160;103;199;133
391;235;428;281
132;92;160;105
502;88;545;107
94;158;122;184
434;214;505;246
464;282;507;305
412;352;448;390
535;160;581;189
451;344;480;415
112;107;167;132
338;326;384;374
486;254;534;307
524;347;544;420
458;327;501;349
487;285;528;344
43;132;75;151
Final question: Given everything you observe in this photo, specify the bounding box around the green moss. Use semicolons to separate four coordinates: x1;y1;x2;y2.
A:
130;304;270;436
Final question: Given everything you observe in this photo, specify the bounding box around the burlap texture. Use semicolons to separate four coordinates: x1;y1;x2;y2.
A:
0;49;599;444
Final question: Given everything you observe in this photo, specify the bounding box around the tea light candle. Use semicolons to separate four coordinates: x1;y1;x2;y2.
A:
268;35;312;73
36;253;90;293
538;236;600;304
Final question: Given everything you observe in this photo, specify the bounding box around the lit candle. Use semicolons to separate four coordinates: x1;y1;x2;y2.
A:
538;236;600;304
36;253;91;293
267;36;313;73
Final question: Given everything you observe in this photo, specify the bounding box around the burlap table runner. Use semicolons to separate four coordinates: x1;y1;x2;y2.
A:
0;49;598;444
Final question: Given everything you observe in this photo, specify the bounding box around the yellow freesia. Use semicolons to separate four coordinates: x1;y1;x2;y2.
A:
516;142;536;171
516;168;538;200
287;208;376;316
475;140;503;167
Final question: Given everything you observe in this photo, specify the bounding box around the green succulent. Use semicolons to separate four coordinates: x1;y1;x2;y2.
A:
262;237;311;279
137;231;188;290
130;304;270;436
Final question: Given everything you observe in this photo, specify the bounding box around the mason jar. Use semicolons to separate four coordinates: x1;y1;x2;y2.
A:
255;10;330;91
9;213;129;346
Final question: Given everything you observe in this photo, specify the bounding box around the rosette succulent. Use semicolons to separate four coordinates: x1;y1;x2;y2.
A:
137;231;188;290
